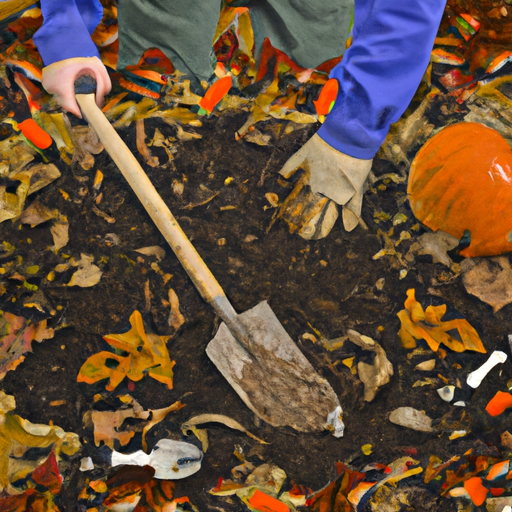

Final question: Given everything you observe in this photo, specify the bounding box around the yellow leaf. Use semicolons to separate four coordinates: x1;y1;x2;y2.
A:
361;444;373;455
0;391;80;491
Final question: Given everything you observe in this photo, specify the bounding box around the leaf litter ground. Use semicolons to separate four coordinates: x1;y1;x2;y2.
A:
2;102;512;511
4;1;512;509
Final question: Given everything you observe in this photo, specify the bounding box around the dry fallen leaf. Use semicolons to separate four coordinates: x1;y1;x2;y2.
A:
50;215;69;253
136;119;159;167
182;413;268;445
66;253;102;287
135;245;166;261
84;395;183;450
347;329;393;402
397;289;486;354
406;231;459;268
168;288;185;332
461;256;512;313
0;311;54;381
0;391;80;491
1;164;61;224
77;310;175;391
18;200;56;227
71;125;104;170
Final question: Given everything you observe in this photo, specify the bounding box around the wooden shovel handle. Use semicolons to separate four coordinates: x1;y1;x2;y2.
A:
75;92;225;305
0;0;34;22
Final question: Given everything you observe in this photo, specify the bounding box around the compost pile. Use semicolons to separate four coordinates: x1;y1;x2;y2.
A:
2;1;512;511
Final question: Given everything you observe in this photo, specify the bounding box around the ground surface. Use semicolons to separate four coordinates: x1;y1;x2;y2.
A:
1;83;512;511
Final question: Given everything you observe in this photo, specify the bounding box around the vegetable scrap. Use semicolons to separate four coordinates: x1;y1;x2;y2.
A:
78;310;176;391
16;118;52;149
199;74;233;115
306;457;423;511
486;391;512;417
424;449;512;508
408;123;512;258
397;289;486;354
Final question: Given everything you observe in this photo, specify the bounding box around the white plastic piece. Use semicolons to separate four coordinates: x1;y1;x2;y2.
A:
111;439;203;479
467;350;508;389
327;405;345;438
437;385;455;402
79;457;94;471
453;401;466;407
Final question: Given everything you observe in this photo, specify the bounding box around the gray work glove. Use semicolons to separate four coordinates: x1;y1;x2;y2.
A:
279;134;373;235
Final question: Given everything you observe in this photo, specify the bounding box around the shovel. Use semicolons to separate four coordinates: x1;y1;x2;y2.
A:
75;77;344;437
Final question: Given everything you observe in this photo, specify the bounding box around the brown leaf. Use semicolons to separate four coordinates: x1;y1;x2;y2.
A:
168;288;185;332
136;119;159;167
84;395;183;450
347;329;393;402
71;125;103;170
461;256;512;313
19;201;56;227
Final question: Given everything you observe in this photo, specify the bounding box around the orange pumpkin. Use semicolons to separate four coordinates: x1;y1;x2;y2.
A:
408;122;512;257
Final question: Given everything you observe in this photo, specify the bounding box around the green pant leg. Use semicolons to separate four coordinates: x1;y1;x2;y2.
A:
234;0;354;67
117;0;221;84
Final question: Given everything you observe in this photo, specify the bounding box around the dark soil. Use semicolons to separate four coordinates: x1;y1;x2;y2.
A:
1;85;511;511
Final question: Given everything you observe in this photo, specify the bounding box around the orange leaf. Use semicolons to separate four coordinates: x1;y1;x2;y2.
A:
199;75;233;114
404;289;425;322
78;311;175;391
397;289;486;354
463;476;488;506
486;391;512;416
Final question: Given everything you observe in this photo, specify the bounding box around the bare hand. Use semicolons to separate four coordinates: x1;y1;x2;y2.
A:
41;56;111;117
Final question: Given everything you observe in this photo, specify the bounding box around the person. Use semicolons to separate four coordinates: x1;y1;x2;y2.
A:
33;0;447;238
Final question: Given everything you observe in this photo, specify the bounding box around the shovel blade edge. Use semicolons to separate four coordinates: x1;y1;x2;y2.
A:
206;301;344;436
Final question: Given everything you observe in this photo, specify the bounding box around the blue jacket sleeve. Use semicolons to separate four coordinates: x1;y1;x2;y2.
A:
34;0;103;66
318;0;447;160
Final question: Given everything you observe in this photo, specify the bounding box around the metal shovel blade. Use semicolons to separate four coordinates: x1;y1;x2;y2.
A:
206;301;344;436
